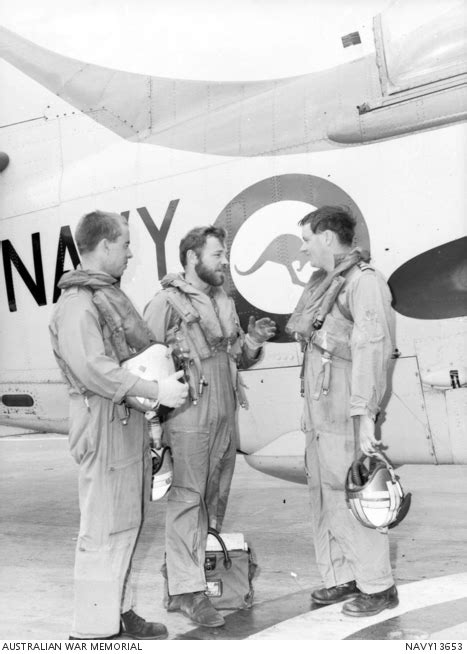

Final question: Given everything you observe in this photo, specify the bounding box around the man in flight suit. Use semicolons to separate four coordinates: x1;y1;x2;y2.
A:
287;206;398;617
49;210;188;639
144;225;276;628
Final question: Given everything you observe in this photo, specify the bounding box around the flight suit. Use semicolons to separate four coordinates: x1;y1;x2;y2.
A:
144;279;259;596
49;286;152;639
301;265;395;594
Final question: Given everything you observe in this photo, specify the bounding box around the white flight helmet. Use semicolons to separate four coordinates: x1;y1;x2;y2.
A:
122;343;176;416
122;344;175;500
345;451;411;532
151;446;173;501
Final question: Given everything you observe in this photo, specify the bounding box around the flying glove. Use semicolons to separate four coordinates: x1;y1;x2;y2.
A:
157;370;189;408
246;315;277;348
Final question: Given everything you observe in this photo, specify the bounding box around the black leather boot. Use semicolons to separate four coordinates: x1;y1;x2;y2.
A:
179;592;225;628
311;580;360;605
342;584;399;617
120;609;168;640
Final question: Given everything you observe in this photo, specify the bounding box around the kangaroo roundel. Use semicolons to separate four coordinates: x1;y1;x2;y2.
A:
214;174;369;342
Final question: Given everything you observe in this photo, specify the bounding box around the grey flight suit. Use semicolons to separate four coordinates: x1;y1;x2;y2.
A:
145;290;258;596
302;266;395;594
49;286;152;639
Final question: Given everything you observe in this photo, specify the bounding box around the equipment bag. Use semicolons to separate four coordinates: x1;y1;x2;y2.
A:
203;528;257;610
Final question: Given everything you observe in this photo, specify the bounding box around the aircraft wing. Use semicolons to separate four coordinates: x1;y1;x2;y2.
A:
1;0;466;156
0;25;315;156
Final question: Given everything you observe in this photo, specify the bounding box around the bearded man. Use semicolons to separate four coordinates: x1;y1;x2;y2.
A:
144;225;276;628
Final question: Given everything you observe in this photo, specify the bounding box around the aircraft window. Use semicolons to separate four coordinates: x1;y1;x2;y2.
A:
376;0;466;94
1;394;34;407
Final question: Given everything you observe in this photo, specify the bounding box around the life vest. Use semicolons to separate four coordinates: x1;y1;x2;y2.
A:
52;269;155;419
300;262;375;361
159;276;247;406
58;269;155;362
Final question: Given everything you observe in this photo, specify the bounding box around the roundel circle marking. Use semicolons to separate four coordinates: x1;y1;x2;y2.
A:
214;174;369;342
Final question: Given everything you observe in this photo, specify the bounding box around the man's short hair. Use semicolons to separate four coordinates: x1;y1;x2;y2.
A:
75;210;126;255
299;206;356;246
179;225;227;267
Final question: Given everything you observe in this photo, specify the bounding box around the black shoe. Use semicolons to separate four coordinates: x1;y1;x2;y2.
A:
179;592;225;628
120;609;168;640
166;594;182;612
342;584;399;617
311;580;360;605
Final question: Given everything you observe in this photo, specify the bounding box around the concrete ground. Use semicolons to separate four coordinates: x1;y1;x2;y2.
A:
1;431;467;640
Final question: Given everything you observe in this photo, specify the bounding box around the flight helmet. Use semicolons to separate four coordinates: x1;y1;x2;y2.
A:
151;446;173;501
345;451;411;531
122;342;176;417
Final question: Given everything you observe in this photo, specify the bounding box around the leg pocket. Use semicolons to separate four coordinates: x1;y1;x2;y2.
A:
108;456;143;534
166;428;210;491
166;486;207;588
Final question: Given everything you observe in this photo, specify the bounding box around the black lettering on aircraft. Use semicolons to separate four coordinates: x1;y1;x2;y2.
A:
2;233;46;312
135;202;179;279
1;203;179;312
52;226;81;303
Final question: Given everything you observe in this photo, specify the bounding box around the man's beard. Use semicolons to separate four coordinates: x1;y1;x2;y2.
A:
195;260;225;286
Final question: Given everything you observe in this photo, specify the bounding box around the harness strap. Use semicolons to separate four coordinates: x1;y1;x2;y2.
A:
335;297;353;321
334;262;374;322
165;288;200;324
165;292;206;404
321;354;332;396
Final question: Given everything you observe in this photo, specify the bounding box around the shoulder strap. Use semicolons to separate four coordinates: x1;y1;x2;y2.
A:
334;265;359;322
335;296;353;322
334;262;375;322
165;288;200;324
357;261;375;272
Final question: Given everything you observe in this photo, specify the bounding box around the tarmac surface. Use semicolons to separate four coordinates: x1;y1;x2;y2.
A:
1;430;467;641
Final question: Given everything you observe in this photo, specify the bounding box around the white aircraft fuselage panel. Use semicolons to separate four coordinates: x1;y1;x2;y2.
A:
0;2;466;477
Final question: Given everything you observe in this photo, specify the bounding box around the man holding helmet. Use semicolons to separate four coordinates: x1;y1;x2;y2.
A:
49;210;188;640
287;205;398;617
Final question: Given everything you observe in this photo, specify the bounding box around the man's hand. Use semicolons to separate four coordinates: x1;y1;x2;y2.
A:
157;371;189;408
247;316;276;345
355;414;379;456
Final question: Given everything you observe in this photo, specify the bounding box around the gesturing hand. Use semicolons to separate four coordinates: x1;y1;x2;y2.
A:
247;316;277;345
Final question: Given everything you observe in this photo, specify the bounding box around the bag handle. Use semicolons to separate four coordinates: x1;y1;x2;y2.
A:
208;527;232;570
